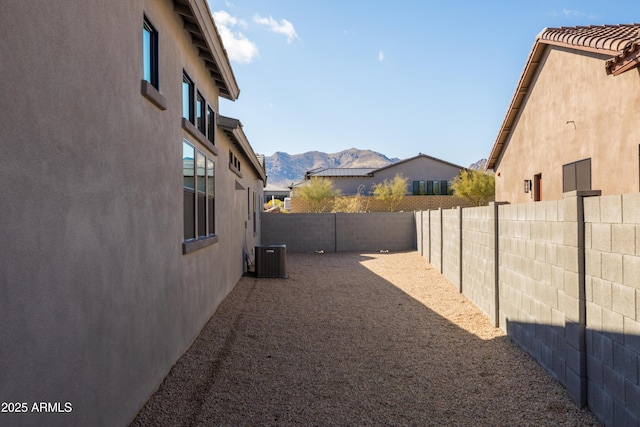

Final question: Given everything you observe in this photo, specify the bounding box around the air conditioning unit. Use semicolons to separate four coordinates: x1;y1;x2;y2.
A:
255;244;287;278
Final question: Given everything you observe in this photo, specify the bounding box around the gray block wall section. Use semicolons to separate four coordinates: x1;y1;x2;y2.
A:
461;205;497;324
261;212;416;253
583;194;640;426
442;208;462;291
415;193;640;427
429;209;443;272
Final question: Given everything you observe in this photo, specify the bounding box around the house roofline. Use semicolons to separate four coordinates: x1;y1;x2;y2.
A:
218;115;267;182
372;153;465;174
487;24;640;170
174;0;240;100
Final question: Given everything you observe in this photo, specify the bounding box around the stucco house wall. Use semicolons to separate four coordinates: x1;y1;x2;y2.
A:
489;26;640;204
0;1;264;426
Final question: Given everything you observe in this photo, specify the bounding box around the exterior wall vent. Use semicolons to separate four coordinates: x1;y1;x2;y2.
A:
255;244;287;278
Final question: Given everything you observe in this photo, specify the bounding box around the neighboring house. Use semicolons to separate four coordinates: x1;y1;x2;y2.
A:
264;183;292;202
303;154;465;195
487;24;640;203
0;1;265;426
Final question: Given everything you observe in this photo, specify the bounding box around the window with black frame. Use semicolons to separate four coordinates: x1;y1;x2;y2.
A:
196;92;206;134
182;72;194;123
207;106;215;144
142;17;159;89
183;139;215;242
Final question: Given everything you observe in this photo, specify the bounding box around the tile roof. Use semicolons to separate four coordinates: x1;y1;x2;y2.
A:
540;24;640;53
487;24;640;170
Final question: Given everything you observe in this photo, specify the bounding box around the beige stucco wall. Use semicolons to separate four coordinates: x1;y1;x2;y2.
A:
494;45;640;203
0;1;262;426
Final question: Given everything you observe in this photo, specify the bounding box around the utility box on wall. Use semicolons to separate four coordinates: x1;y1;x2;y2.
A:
255;244;287;278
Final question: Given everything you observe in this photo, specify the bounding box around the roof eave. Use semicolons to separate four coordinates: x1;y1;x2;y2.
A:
488;26;640;170
174;0;240;101
218;116;267;182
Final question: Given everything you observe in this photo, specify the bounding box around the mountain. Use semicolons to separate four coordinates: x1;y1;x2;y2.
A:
264;148;487;187
468;159;487;171
265;148;399;187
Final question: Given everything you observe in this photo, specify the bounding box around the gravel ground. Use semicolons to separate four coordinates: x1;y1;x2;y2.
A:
131;251;601;426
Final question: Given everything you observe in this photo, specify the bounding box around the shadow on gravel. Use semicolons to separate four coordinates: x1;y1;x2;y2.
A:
131;251;600;426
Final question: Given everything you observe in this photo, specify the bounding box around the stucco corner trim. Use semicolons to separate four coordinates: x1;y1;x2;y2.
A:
182;118;219;156
182;234;219;254
140;80;167;111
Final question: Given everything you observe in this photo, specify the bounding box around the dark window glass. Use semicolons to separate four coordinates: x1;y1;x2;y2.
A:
143;18;159;88
440;181;448;195
207;160;215;235
207;106;215;144
196;92;205;133
183;141;195;239
197;152;206;237
184;140;215;242
182;72;194;122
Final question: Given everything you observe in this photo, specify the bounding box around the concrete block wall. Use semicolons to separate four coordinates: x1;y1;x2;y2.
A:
418;193;640;425
261;212;416;253
261;213;336;253
583;194;640;426
497;198;584;404
442;208;462;291
429;209;443;272
461;205;497;324
335;212;416;252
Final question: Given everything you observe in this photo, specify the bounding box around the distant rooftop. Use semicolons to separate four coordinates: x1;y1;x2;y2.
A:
305;168;376;179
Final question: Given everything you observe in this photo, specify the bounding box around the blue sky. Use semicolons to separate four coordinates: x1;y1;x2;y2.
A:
208;1;640;167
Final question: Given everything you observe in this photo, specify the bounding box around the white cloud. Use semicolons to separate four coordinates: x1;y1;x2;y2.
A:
253;14;298;43
548;9;586;18
212;10;247;29
378;50;385;62
212;10;258;64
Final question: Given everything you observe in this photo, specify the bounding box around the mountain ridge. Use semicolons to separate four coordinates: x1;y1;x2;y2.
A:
265;148;486;188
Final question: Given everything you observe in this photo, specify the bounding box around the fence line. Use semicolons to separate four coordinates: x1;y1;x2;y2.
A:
416;192;640;427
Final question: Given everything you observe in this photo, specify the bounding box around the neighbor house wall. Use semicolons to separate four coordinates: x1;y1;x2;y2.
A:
494;46;640;203
0;1;263;425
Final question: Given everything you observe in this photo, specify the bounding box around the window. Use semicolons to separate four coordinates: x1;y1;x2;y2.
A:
563;158;591;193
143;17;159;89
182;72;194;123
196;92;206;134
207;106;215;144
413;181;426;195
253;191;257;234
183;140;215;242
229;150;241;175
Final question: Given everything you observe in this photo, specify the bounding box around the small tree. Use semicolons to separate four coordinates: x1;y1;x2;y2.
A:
332;184;370;213
294;177;340;213
372;174;408;211
450;170;495;206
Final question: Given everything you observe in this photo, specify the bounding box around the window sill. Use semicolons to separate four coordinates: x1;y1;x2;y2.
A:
182;234;219;254
182;118;219;156
141;80;167;110
229;164;243;178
